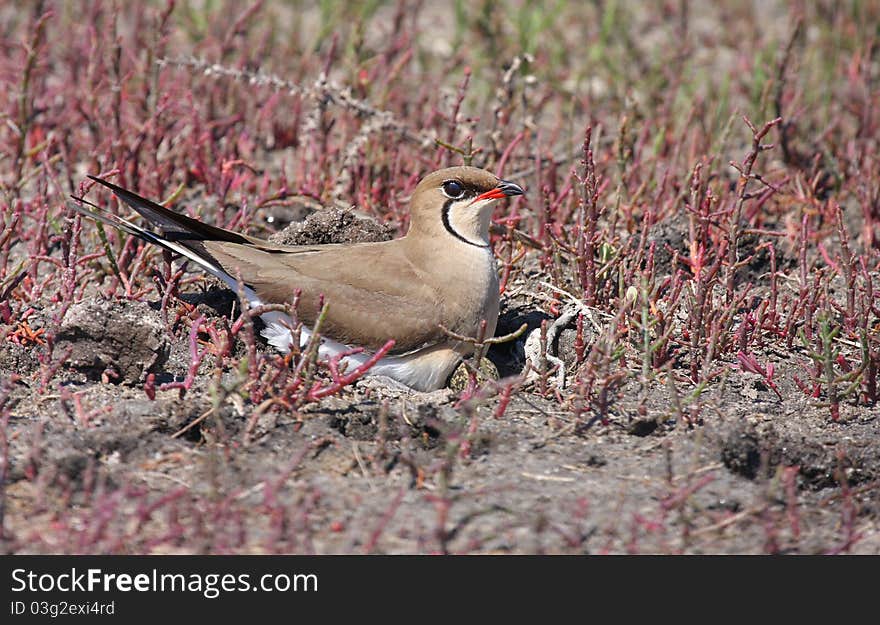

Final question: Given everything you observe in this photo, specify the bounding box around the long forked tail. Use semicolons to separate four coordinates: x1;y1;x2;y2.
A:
69;176;242;285
85;176;249;244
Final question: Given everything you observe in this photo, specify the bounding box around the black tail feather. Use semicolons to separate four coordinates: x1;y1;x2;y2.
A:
69;193;233;282
87;175;249;244
68;197;187;257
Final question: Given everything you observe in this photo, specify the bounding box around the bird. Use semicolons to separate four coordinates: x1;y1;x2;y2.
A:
70;167;524;391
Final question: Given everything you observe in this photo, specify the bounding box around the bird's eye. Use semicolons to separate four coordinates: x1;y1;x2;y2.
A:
442;180;465;199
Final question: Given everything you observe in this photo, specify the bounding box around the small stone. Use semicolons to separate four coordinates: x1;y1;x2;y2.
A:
627;416;659;437
448;357;500;391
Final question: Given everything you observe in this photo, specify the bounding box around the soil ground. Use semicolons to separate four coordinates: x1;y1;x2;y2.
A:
3;219;878;554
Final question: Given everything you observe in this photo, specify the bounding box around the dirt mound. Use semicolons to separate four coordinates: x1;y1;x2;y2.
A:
718;415;880;489
268;207;393;246
54;299;170;384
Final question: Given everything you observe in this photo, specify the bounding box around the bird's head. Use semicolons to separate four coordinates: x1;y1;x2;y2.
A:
408;166;524;248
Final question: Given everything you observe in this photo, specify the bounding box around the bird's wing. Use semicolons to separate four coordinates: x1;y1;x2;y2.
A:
205;241;448;353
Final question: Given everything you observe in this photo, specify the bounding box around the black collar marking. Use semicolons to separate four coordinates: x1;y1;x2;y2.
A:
441;198;490;249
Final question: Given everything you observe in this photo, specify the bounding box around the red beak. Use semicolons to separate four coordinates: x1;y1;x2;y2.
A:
474;179;524;203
